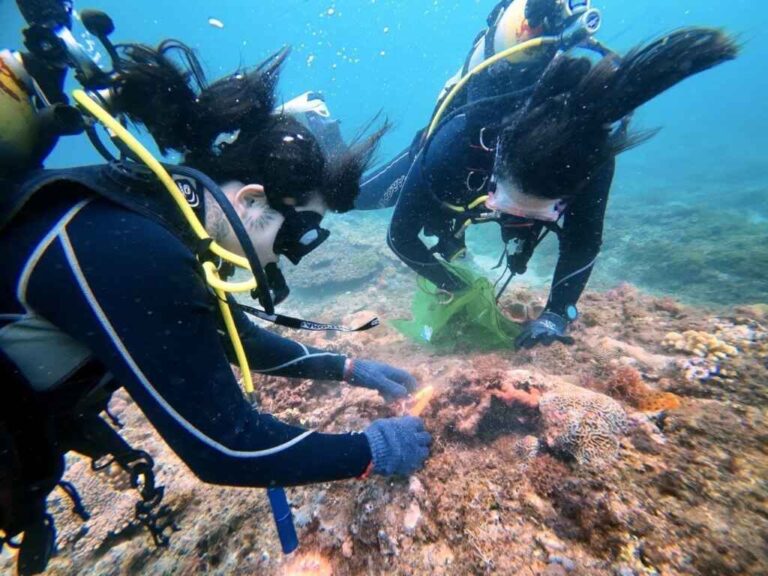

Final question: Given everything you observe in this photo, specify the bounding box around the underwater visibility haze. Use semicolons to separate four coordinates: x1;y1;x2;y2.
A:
0;1;766;575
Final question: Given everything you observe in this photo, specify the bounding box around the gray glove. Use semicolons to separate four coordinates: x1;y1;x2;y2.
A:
363;416;432;477
515;311;575;349
345;359;418;402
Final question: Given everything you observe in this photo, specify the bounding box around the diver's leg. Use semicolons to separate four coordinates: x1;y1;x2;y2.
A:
356;145;414;210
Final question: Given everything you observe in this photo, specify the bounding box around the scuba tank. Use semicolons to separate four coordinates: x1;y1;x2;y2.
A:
0;50;43;173
437;0;600;104
0;49;83;176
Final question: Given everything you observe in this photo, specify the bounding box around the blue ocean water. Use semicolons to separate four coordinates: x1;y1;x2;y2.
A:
1;0;766;302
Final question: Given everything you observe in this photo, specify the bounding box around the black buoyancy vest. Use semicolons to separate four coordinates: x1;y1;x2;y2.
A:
1;162;206;255
0;164;190;575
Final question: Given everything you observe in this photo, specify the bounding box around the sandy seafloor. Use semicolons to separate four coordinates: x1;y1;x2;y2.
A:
2;208;766;576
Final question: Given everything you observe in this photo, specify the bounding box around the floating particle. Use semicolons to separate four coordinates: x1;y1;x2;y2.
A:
327;8;335;16
379;50;387;57
208;17;224;29
306;54;315;67
383;26;390;33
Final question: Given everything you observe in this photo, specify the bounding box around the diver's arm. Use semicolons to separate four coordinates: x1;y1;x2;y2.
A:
226;305;345;380
387;156;465;292
21;198;371;487
546;159;615;315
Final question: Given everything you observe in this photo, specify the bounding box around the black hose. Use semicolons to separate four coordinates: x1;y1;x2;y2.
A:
167;165;275;314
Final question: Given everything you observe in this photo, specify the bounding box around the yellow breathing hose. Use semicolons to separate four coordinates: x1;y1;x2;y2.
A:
426;36;558;139
73;90;256;395
203;264;256;394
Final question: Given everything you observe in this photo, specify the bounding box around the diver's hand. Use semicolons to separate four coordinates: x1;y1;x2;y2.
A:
363;416;432;477
515;311;575;349
344;359;418;402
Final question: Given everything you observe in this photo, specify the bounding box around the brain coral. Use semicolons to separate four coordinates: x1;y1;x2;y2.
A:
539;386;628;468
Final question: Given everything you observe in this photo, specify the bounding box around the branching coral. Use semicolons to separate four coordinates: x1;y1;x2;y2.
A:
662;331;738;360
539;386;628;468
663;330;739;382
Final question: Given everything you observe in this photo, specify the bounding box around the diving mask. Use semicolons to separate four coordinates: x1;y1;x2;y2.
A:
486;178;566;222
273;206;331;265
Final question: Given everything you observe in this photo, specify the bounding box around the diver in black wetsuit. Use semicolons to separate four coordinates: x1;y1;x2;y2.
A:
359;1;737;349
0;13;431;567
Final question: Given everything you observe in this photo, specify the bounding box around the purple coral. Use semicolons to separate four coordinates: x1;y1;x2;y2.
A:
539;387;628;468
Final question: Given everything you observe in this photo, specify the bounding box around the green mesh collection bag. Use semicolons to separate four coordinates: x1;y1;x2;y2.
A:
392;264;522;352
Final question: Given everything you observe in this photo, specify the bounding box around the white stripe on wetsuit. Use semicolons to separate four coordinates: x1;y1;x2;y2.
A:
240;311;342;373
17;199;92;309
551;256;598;290
52;223;315;459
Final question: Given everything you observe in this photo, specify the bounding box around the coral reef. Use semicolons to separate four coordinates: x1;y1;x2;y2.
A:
660;320;768;408
46;456;142;559
602;365;682;412
526;455;571;498
3;213;766;576
662;330;739;361
426;366;545;440
664;328;740;382
539;385;628;468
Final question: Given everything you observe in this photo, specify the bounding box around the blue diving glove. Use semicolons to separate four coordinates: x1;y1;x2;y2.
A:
345;359;418;402
515;311;575;349
363;416;432;477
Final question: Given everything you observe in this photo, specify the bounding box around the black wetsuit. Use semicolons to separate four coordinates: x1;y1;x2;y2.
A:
359;95;615;318
0;181;371;488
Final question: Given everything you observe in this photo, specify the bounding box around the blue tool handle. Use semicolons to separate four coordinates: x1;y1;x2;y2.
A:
267;487;298;554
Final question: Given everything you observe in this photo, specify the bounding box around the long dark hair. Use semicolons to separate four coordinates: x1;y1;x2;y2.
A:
496;28;739;200
112;41;386;212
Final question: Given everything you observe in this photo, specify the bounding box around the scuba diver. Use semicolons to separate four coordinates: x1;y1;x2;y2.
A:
1;2;430;574
357;0;739;349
